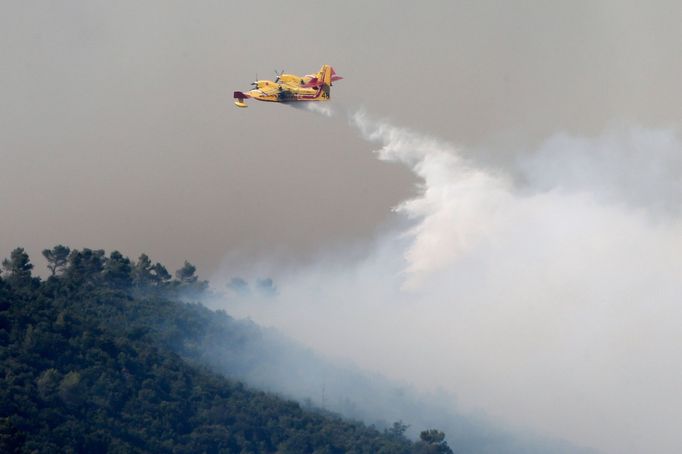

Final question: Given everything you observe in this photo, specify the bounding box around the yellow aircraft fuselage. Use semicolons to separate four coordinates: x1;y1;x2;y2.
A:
234;65;342;108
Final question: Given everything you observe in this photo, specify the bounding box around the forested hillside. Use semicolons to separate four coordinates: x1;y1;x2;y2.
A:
0;246;452;453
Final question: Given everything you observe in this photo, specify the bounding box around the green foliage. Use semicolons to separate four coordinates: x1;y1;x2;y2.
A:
420;429;446;444
64;248;106;286
133;254;173;293
1;248;33;288
175;261;198;283
0;245;458;453
414;429;454;454
41;245;70;277
151;262;172;284
102;251;133;289
173;260;208;296
386;421;410;439
132;254;154;288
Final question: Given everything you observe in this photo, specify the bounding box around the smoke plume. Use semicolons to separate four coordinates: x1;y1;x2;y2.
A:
219;110;682;453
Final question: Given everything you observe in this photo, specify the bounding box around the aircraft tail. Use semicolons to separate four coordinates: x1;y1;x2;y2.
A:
317;64;342;86
303;65;343;89
312;65;342;100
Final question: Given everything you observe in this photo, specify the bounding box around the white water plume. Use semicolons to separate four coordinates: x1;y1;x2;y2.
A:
221;112;682;453
286;101;337;117
304;102;335;117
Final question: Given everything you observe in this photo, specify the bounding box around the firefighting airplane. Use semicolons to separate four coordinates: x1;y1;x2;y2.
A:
233;64;342;108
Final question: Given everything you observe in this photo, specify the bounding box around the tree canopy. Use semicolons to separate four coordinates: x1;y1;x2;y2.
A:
0;245;454;453
41;245;70;277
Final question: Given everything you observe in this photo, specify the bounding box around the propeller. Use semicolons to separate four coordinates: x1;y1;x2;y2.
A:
274;69;284;83
250;73;259;87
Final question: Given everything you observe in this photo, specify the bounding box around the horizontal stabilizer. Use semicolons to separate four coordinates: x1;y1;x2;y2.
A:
301;77;321;88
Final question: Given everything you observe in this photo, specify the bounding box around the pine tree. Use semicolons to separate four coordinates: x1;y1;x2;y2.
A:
1;247;33;287
42;245;70;276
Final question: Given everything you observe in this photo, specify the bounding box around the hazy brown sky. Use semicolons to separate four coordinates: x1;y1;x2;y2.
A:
2;0;681;276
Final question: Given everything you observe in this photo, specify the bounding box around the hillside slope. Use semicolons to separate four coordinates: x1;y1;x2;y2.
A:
0;247;452;453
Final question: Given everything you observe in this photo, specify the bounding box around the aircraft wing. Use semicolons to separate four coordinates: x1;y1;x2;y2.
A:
256;85;284;96
278;80;303;89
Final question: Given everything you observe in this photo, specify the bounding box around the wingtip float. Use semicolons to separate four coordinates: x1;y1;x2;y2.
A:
233;91;249;108
233;64;342;108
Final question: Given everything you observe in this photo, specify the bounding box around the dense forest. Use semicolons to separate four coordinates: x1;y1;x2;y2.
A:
0;246;453;453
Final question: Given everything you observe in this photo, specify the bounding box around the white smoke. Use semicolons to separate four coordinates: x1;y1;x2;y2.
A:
221;112;682;453
304;102;335;117
352;112;516;288
287;102;337;117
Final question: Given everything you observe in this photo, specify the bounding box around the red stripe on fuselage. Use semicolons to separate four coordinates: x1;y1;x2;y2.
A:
295;85;324;100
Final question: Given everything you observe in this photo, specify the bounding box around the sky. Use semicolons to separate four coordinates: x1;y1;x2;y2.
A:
3;2;682;452
2;0;681;275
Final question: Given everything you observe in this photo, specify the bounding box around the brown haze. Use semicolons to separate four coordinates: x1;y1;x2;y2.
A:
2;1;681;275
4;2;682;453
